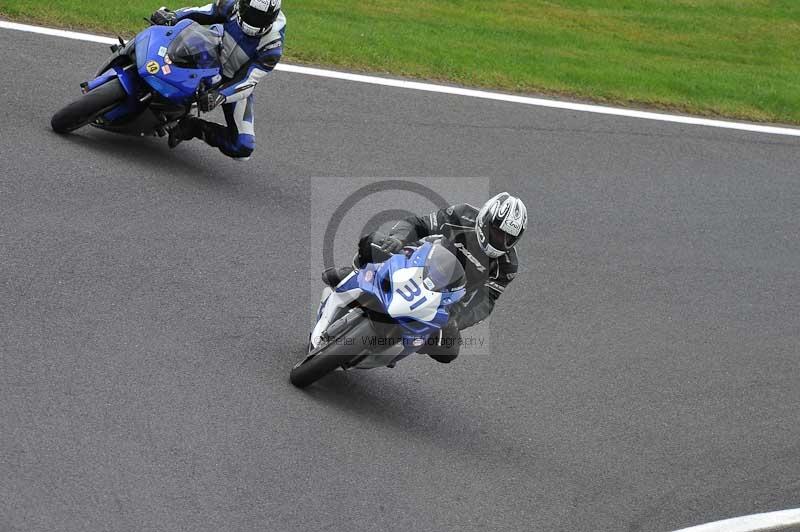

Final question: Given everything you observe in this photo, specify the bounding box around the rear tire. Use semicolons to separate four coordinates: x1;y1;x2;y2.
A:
51;79;127;134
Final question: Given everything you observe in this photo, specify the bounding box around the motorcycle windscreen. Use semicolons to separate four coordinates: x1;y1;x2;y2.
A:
410;241;466;307
420;242;466;294
167;22;221;69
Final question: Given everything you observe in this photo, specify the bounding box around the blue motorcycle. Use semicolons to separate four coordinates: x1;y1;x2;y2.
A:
290;240;467;388
51;19;222;136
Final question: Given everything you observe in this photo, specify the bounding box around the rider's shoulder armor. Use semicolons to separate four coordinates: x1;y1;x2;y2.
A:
219;9;286;78
428;203;477;235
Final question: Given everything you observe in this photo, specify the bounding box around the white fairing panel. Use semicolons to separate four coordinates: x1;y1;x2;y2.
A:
310;283;361;349
387;267;442;323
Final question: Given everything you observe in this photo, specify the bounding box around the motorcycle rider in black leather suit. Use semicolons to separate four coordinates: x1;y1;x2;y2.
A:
322;192;528;363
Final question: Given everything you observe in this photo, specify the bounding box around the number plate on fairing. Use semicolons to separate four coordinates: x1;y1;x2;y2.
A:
387;267;441;322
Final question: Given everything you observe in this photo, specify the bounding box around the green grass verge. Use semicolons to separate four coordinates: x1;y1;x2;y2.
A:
2;0;798;124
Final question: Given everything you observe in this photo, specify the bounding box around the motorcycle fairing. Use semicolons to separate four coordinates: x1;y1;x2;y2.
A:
136;20;222;103
77;20;223;132
309;242;466;368
309;273;361;350
356;242;463;335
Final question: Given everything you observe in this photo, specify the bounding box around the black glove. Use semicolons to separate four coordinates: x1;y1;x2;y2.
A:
378;235;404;255
150;7;177;26
198;90;225;112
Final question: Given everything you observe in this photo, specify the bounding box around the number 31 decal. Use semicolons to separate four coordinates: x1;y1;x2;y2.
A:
396;279;428;310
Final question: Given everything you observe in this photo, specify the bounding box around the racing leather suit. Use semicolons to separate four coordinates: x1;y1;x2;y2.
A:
171;0;285;159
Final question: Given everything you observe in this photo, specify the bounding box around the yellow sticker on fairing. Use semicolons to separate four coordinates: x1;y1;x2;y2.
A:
145;60;159;74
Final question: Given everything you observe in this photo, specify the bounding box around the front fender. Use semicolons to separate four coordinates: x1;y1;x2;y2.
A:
87;64;140;94
113;64;140;97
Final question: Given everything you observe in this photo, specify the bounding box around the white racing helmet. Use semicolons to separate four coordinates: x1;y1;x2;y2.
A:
475;192;527;258
235;0;281;37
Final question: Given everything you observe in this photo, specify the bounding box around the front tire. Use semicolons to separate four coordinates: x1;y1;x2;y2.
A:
290;347;353;389
51;79;127;134
290;313;374;388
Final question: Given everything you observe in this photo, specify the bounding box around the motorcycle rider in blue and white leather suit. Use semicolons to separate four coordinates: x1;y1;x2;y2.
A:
149;0;285;160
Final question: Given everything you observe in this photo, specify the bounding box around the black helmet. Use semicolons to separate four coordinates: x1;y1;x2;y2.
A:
235;0;281;37
475;192;527;257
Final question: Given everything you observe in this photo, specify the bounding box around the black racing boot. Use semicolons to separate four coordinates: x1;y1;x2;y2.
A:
428;353;458;363
321;266;354;287
167;117;203;149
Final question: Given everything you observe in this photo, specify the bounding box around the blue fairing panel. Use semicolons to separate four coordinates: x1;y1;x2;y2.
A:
87;69;117;92
114;65;140;97
351;245;451;337
135;21;222;104
135;29;152;67
144;76;184;100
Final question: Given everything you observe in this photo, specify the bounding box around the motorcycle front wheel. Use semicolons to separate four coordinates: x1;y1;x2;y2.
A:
51;78;127;134
290;313;374;388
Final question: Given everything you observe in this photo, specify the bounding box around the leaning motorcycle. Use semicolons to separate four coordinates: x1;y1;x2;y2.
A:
51;19;222;136
290;240;467;388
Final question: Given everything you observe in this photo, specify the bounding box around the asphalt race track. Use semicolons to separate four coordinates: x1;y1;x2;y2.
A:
2;28;799;532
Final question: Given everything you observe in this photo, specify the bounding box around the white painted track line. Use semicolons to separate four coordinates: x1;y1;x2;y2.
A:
2;19;799;138
0;20;118;44
672;509;800;532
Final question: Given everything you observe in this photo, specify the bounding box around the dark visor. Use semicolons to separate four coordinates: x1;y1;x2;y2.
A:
240;4;278;27
483;223;519;251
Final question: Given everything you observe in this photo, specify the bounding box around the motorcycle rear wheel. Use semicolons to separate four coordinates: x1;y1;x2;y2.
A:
51;79;127;134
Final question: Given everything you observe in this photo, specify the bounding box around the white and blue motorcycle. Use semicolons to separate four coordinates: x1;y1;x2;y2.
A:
290;240;466;388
